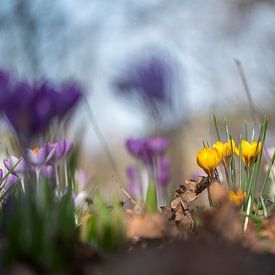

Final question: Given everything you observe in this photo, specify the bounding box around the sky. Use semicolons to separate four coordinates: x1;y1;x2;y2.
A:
1;0;275;152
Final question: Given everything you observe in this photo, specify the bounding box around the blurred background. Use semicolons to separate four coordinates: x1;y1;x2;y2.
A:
1;0;275;195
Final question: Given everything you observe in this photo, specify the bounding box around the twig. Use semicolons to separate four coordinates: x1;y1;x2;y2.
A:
235;59;268;162
84;99;136;205
234;59;260;126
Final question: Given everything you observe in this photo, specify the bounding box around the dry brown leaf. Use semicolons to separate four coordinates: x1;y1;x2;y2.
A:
169;177;209;232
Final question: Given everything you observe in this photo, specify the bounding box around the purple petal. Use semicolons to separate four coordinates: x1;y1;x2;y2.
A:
3;174;18;190
47;140;66;162
26;147;47;166
3;159;11;171
125;138;145;158
0;168;3;181
146;137;169;155
3;156;26;175
55;82;82;118
64;140;74;156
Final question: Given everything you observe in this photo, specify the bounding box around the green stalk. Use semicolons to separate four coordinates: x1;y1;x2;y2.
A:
213;114;221;141
230;134;236;187
260;196;268;218
239;136;243;189
256;151;275;210
249;117;268;218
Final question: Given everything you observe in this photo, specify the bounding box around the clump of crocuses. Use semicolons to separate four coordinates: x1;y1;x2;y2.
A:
125;137;170;208
0;139;74;199
0;70;82;145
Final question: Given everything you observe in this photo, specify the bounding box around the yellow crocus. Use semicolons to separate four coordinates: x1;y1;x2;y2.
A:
228;188;246;206
213;139;237;160
236;140;262;167
196;147;223;178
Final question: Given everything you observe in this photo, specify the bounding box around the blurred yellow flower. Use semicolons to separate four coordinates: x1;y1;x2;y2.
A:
236;140;262;167
213;140;237;160
196;147;223;178
228;188;246;206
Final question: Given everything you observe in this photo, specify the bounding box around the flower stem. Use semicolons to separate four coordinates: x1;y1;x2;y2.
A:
55;164;60;196
64;160;69;188
207;178;213;207
35;167;40;194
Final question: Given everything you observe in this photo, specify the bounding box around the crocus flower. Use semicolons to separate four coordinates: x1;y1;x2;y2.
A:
236;140;262;168
125;137;156;165
0;75;82;143
213;140;237;160
26;146;47;166
146;137;169;156
0;168;19;191
196;147;222;179
64;140;74;156
228;188;246;206
54;82;83;118
3;156;26;175
115;55;174;116
125;138;145;159
46;140;66;162
0;70;11;108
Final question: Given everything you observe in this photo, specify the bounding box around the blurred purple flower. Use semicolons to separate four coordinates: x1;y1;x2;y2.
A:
0;168;19;191
115;55;173;115
64;139;74;156
125;138;154;165
3;156;26;175
0;74;82;143
55;82;83;118
3;174;18;191
0;70;11;108
126;136;169;165
26;146;47;166
146;137;169;156
47;140;66;162
125;138;146;159
156;157;170;187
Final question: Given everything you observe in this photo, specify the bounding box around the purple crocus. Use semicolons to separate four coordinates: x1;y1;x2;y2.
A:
3;156;26;175
26;146;47;166
115;55;174;115
54;82;83;118
125;138;145;159
0;74;82;143
125;138;153;165
126;137;169;165
156;157;170;187
64;140;74;156
146;137;169;156
0;70;11;108
46;140;66;162
0;168;19;191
